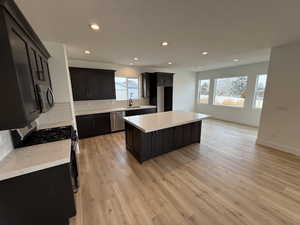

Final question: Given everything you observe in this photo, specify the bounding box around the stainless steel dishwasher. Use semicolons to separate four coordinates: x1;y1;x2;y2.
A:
110;111;125;132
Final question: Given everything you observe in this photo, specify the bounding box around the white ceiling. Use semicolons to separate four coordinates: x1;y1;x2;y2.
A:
15;0;300;71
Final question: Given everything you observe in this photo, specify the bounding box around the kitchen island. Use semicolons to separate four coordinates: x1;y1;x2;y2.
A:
124;111;209;163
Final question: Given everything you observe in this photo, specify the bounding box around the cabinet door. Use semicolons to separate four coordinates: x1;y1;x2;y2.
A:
36;54;46;81
164;87;173;111
164;74;173;87
69;68;89;101
93;113;111;135
142;73;150;98
183;124;192;146
157;75;165;87
125;122;134;150
76;115;95;139
149;75;157;105
8;21;40;118
173;126;184;149
42;57;52;88
191;121;201;143
27;46;41;108
69;67;115;101
28;46;39;83
157;73;173;87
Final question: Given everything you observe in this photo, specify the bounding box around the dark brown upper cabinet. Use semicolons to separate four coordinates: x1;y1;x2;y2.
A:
69;67;116;101
157;72;174;87
142;72;174;109
0;0;51;130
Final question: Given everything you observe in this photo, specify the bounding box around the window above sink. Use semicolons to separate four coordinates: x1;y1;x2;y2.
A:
115;77;139;100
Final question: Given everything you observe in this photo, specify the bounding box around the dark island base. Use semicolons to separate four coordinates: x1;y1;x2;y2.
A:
125;121;202;163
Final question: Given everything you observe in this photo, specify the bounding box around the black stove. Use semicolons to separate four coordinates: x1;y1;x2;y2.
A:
10;125;80;192
11;126;77;148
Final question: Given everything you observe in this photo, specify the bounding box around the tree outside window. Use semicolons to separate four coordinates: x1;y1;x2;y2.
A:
198;80;210;104
214;76;248;107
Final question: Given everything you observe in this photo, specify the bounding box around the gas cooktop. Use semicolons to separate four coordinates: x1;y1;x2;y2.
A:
11;126;76;148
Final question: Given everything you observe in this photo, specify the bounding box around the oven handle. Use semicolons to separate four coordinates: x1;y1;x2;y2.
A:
70;142;79;193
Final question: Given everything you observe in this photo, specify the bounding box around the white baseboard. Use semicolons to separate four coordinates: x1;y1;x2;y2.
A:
256;138;300;156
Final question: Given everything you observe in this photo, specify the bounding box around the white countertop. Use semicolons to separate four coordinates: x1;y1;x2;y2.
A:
75;105;157;116
124;111;210;133
0;140;71;181
37;103;74;130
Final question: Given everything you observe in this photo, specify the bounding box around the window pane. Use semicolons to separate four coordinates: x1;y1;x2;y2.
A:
127;78;139;99
199;79;210;104
254;74;267;108
115;77;127;100
214;76;248;107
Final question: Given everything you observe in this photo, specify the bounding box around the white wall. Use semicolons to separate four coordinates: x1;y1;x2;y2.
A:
195;62;269;127
173;71;197;111
44;42;74;103
257;42;300;156
0;131;14;161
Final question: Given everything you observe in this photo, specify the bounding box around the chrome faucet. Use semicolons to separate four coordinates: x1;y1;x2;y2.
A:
128;93;133;107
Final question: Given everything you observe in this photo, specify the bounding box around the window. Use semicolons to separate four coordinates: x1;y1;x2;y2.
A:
127;78;139;99
198;79;210;104
115;77;139;100
254;74;267;108
214;76;248;107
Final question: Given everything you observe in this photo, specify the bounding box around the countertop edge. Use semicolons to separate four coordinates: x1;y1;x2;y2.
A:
124;116;210;133
75;105;157;116
0;159;70;182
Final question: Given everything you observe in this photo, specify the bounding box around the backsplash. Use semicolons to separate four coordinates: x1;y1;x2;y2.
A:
0;130;14;161
74;98;150;111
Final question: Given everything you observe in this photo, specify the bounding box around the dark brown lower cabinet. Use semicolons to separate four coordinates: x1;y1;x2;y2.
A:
0;164;76;225
76;109;157;139
125;121;202;163
76;113;111;139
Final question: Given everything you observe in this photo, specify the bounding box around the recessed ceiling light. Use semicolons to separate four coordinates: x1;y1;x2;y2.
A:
90;23;100;31
161;41;169;46
129;63;133;65
84;50;91;55
233;58;239;62
134;57;139;61
202;51;208;55
168;62;173;65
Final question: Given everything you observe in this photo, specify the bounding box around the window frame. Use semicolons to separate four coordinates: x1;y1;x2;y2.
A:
115;76;139;101
198;79;210;104
213;75;248;108
253;74;267;109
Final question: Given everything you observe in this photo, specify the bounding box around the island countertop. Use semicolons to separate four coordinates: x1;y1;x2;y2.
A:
124;111;210;133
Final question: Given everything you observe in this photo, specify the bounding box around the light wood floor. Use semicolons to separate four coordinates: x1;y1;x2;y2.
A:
70;119;300;225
